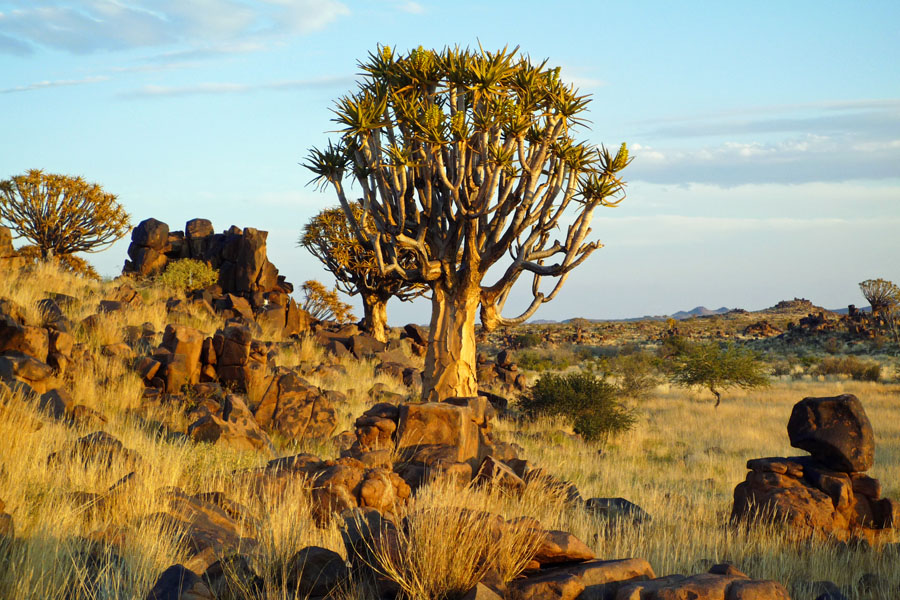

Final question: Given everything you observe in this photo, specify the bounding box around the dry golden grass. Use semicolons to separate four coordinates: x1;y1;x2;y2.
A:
497;380;900;599
3;264;900;599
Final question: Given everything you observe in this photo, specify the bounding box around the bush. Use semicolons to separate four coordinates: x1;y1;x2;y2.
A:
510;332;542;349
606;351;661;400
159;259;218;291
815;356;881;381
515;349;573;372
519;372;636;442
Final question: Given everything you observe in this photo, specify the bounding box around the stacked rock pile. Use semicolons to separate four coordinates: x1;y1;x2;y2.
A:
123;218;308;339
732;394;898;543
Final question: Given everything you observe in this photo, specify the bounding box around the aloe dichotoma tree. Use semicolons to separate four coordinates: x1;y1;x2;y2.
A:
300;204;425;342
305;45;631;401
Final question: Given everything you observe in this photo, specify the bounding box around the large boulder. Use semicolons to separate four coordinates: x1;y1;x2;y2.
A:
731;455;897;542
614;566;790;600
253;371;337;441
0;351;55;394
146;564;213;600
234;228;267;293
132;218;170;251
160;324;205;389
394;402;487;468
787;394;875;472
0;323;49;361
284;546;348;597
188;395;275;456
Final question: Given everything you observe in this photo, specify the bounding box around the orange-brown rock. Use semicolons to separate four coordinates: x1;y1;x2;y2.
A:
253;371;336;441
188;394;274;456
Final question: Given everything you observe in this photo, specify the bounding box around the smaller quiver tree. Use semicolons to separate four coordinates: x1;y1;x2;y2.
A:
859;278;900;342
300;204;426;341
300;279;357;324
0;169;130;263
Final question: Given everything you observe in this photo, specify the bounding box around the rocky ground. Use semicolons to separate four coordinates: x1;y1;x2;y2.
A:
1;221;899;599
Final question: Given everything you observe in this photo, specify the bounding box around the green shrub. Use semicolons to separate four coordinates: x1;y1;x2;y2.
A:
159;259;218;291
815;356;881;381
516;349;573;372
519;372;636;442
607;351;661;400
511;332;542;349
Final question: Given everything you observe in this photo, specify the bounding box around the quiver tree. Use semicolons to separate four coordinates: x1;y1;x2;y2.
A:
300;204;426;342
301;279;357;324
0;169;130;263
305;46;631;401
859;278;900;317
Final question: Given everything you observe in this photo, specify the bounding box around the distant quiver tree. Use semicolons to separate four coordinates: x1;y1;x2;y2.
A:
0;169;130;263
859;278;900;317
305;45;631;401
300;204;426;342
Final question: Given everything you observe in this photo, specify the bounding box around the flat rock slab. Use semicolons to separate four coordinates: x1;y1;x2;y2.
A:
615;572;791;600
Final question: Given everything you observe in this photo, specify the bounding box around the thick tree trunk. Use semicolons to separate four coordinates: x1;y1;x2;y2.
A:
422;281;480;402
361;291;389;343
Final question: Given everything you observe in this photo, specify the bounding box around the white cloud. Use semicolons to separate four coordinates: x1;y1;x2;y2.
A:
0;0;350;55
628;132;900;185
397;1;425;14
0;74;110;94
120;75;355;98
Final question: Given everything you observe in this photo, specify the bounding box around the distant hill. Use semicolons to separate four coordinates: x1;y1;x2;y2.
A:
830;305;871;315
533;306;732;325
669;306;731;320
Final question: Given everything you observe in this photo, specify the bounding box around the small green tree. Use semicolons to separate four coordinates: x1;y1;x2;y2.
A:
669;342;769;407
0;169;130;261
519;372;636;441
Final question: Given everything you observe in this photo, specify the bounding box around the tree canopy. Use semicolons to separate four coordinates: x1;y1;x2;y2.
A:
0;169;130;260
300;204;425;302
669;341;770;407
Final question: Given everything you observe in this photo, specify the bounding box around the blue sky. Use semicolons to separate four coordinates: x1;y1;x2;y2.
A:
1;1;898;323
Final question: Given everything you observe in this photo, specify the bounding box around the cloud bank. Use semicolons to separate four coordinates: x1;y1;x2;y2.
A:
0;0;350;55
626;100;900;185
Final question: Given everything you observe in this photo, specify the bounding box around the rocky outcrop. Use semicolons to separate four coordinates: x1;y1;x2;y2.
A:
253;370;337;441
0;226;24;272
124;218;291;296
732;394;897;543
187;394;275;455
477;349;527;393
124;218;308;339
